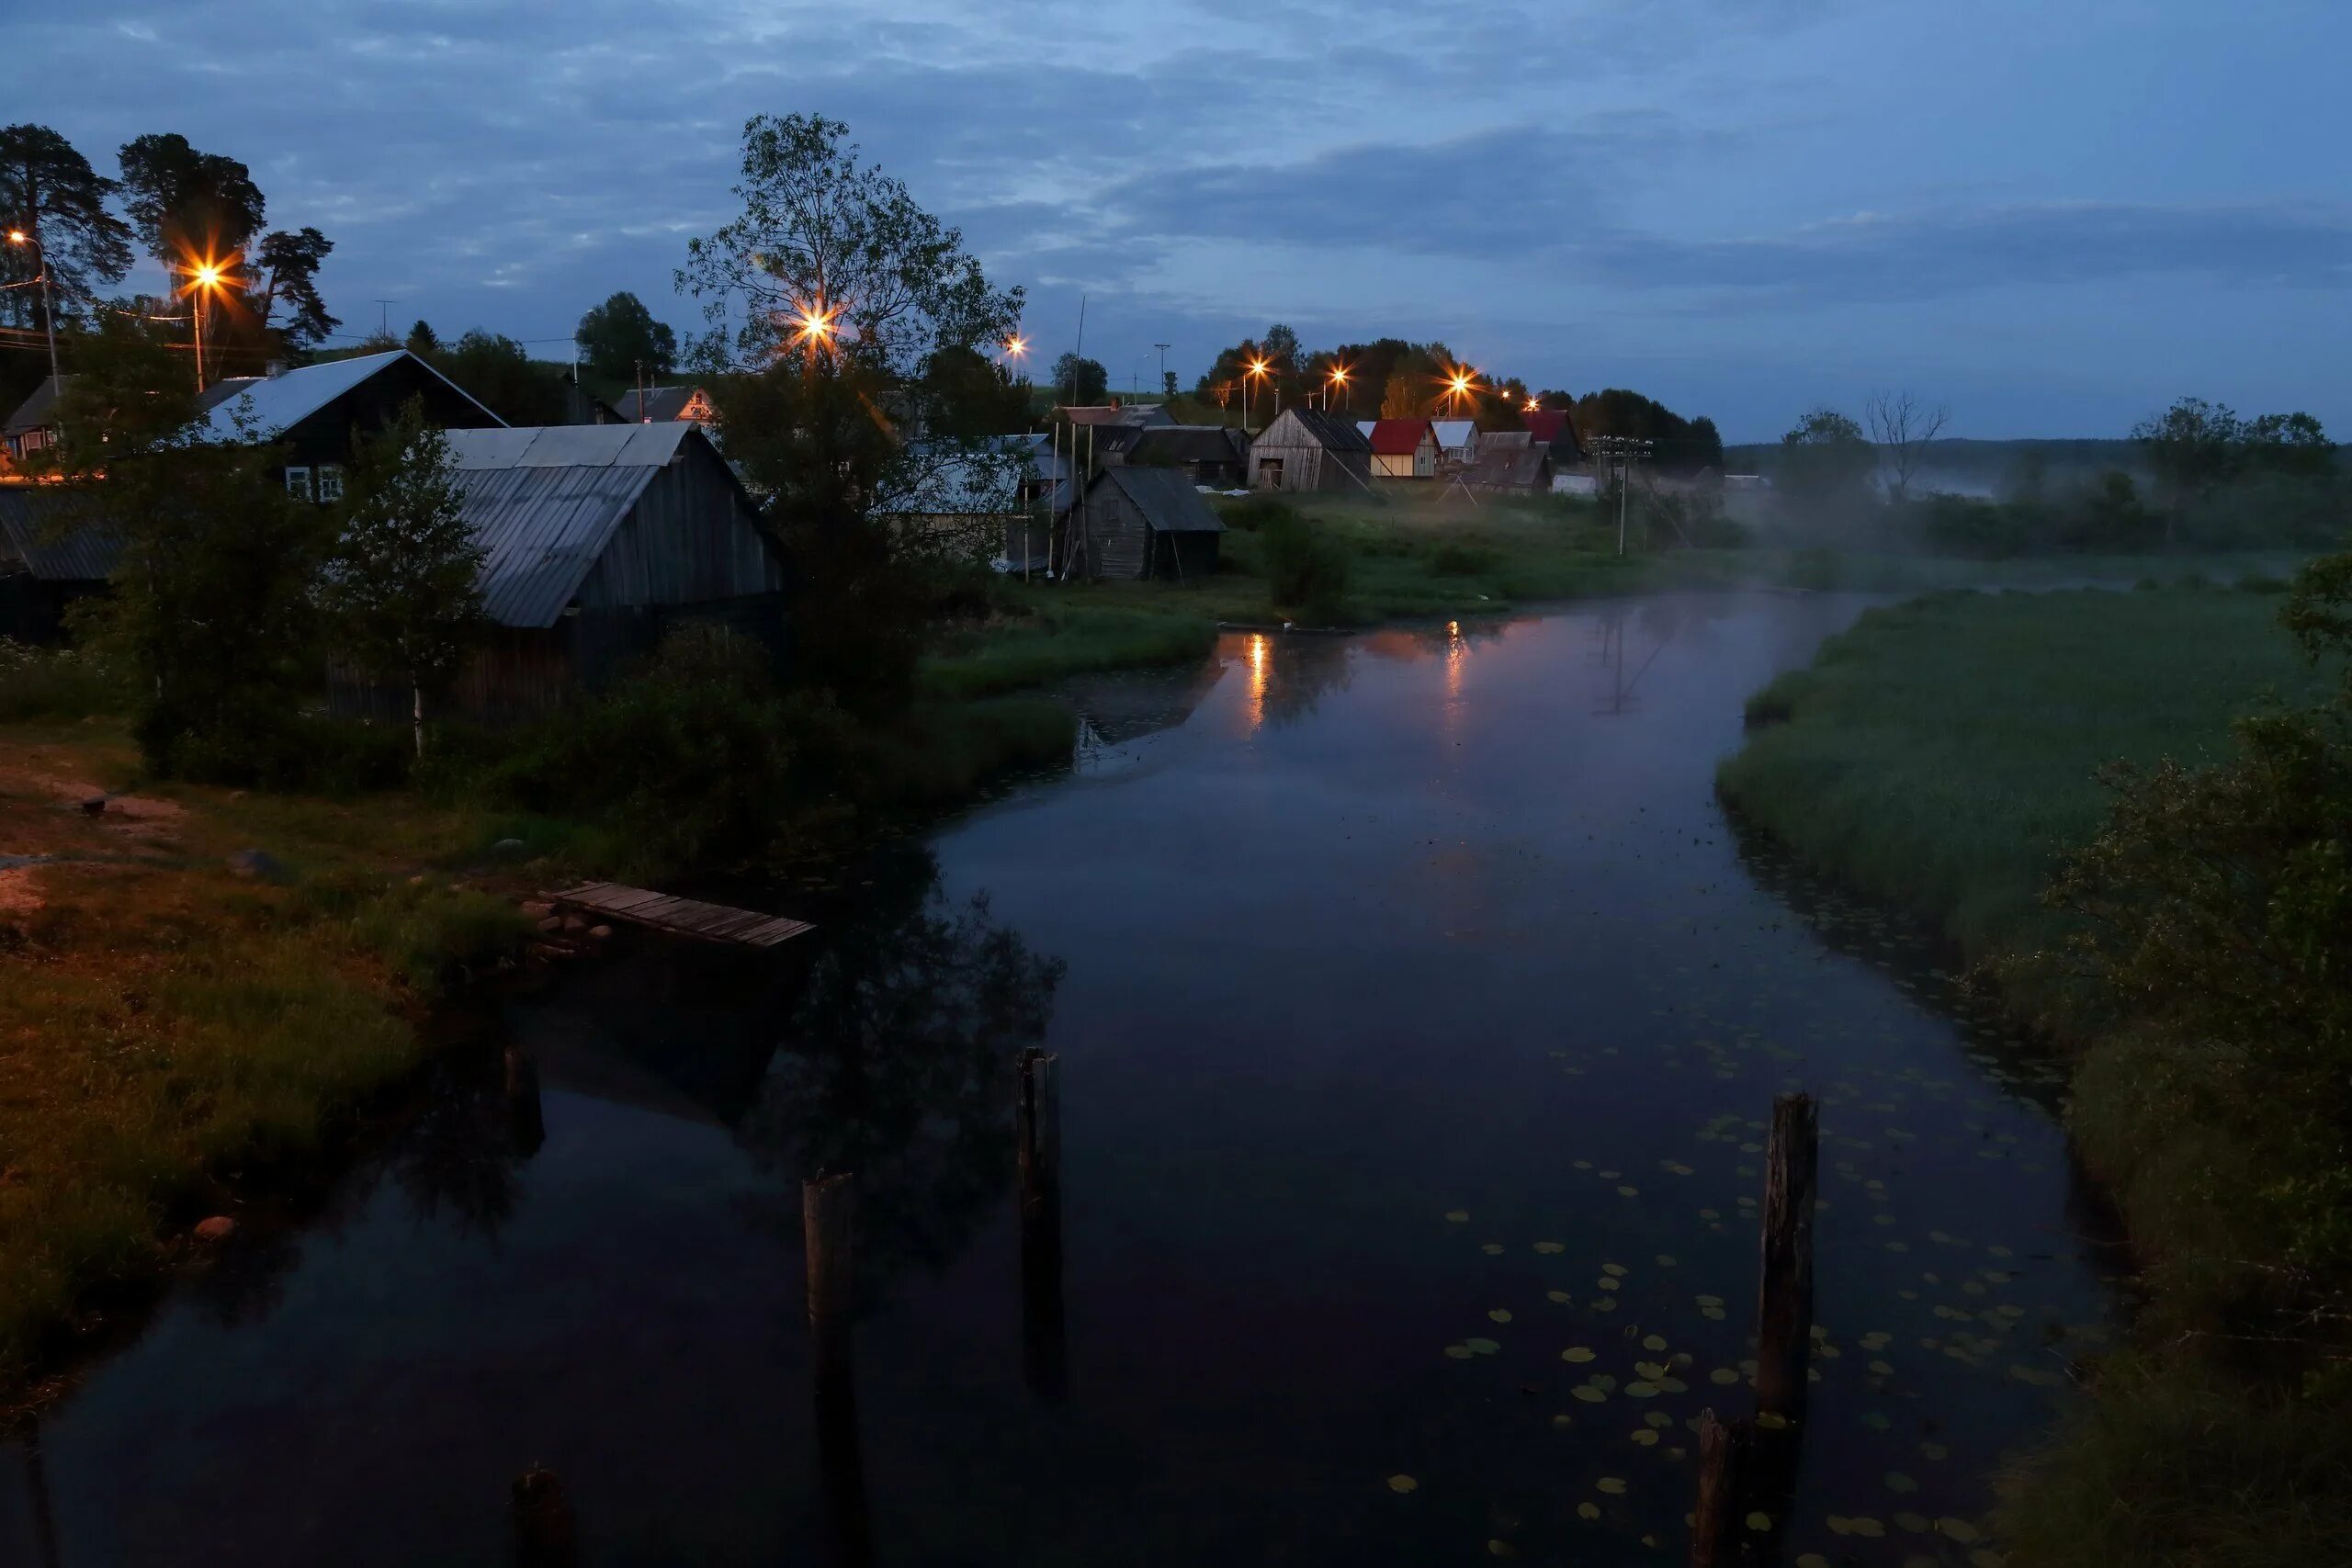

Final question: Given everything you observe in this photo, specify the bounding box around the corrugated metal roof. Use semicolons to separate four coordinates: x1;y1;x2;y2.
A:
196;351;504;441
444;422;691;470
1264;407;1371;452
462;460;664;628
0;489;121;581
1100;465;1225;533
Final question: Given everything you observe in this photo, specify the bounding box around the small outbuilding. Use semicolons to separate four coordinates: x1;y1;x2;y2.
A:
1464;445;1557;495
1365;418;1442;479
331;423;783;722
0;488;114;641
1248;408;1373;493
1064;465;1225;583
1114;424;1251;488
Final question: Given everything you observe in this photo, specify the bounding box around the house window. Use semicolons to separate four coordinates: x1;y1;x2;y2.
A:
1257;457;1284;489
283;466;312;500
314;464;345;502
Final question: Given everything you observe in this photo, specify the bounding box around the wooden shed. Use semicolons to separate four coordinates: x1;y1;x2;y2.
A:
1114;424;1251;488
1064;465;1225;583
329;423;784;723
1366;418;1442;479
1464;445;1556;494
1248;408;1373;493
0;488;113;642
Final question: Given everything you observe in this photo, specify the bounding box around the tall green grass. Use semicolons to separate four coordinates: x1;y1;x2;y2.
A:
1718;587;2329;974
1717;582;2352;1567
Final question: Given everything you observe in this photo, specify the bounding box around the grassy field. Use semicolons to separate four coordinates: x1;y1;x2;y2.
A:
922;486;2299;699
0;719;534;1403
1719;581;2329;968
1716;580;2352;1567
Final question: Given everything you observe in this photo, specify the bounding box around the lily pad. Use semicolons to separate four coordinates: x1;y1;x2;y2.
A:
1489;1309;1513;1323
1886;1472;1918;1495
1445;1211;1470;1224
1597;1477;1627;1495
1572;1385;1608;1403
1386;1474;1418;1494
1561;1347;1597;1363
1745;1511;1772;1531
1465;1337;1500;1355
1576;1502;1600;1520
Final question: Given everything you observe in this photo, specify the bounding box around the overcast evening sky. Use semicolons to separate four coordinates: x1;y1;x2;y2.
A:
7;0;2348;440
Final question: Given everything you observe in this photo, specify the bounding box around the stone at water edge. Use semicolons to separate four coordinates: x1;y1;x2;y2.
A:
492;838;527;853
79;795;107;817
518;900;554;919
193;1215;237;1243
537;917;564;934
588;925;613;940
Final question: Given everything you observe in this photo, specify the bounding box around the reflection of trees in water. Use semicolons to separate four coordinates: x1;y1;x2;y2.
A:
735;848;1066;1302
387;1045;531;1237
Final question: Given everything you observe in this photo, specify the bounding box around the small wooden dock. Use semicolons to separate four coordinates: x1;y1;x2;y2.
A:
548;882;814;948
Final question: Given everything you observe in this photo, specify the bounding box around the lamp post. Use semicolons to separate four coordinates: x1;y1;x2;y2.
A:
6;227;61;393
1325;365;1350;414
183;260;230;392
1245;358;1269;431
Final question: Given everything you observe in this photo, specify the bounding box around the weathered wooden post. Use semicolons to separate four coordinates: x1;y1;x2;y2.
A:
804;1172;857;1395
1017;1047;1068;1403
1754;1091;1818;1421
503;1043;545;1159
509;1465;576;1568
1689;1410;1747;1568
803;1171;872;1567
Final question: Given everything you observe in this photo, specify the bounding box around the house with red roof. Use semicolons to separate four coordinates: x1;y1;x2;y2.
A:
1363;417;1442;479
1522;407;1586;465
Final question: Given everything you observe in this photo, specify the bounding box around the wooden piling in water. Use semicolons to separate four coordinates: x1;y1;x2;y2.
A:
1689;1409;1747;1568
804;1172;857;1392
1017;1047;1068;1402
1754;1092;1818;1420
509;1465;576;1568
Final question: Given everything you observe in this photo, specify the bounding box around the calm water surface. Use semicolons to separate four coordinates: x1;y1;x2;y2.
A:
3;592;2117;1566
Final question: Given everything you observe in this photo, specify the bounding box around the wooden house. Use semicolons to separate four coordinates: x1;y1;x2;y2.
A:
1064;465;1225;583
1430;418;1478;467
1523;408;1586;465
613;385;719;427
1248;408;1373;493
1114;424;1250;488
1366;418;1442;479
198;350;506;502
3;376;66;469
329;423;783;723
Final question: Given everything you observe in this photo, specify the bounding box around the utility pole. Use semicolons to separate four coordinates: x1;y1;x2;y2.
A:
1153;343;1170;400
5;223;62;400
1590;436;1654;557
375;299;394;338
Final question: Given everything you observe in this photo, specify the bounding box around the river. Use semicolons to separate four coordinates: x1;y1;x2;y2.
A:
1;592;2119;1566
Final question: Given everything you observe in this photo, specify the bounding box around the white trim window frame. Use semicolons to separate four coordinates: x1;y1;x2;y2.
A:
283;465;313;500
314;464;345;502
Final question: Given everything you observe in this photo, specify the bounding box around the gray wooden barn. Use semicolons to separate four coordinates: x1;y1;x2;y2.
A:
331;422;784;722
1248;408;1373;493
1064;465;1226;583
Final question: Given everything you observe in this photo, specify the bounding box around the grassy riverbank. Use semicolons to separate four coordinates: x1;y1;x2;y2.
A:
0;720;535;1401
921;488;2298;699
1717;579;2352;1566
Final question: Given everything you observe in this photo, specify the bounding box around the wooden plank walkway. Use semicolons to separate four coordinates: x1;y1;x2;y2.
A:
548;882;814;948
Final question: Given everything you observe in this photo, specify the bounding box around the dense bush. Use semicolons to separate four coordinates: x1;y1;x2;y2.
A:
1259;513;1352;620
481;623;817;874
1216;495;1305;533
0;637;131;722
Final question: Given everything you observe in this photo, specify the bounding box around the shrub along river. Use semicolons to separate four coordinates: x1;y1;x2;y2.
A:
2;592;2119;1566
